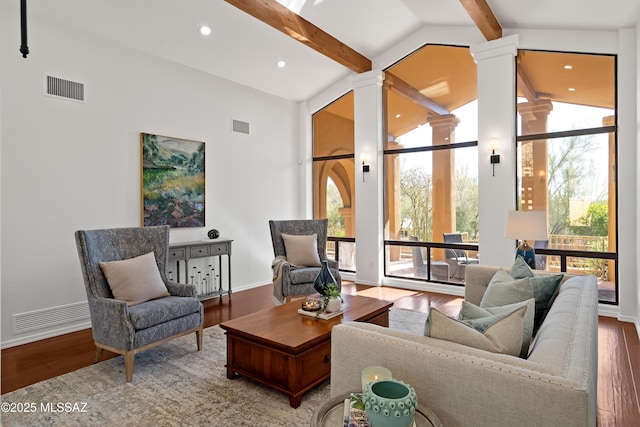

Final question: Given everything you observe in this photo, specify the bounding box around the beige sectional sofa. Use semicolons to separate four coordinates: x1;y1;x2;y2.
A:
330;265;599;427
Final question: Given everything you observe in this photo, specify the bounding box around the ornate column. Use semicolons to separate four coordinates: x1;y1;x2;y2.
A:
427;114;459;260
517;99;553;213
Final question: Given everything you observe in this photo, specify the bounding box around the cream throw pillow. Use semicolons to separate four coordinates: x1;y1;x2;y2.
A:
459;299;535;358
281;233;322;267
99;252;170;306
424;306;526;357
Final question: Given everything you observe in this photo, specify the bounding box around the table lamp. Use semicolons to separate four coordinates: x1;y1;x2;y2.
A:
504;210;549;269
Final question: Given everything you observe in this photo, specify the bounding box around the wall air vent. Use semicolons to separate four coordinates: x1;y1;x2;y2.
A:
45;75;86;102
13;301;90;335
232;119;250;135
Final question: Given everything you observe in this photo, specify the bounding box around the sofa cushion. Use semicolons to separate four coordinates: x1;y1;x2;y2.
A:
128;296;202;330
459;299;535;358
424;306;526;357
99;252;170;306
281;233;322;267
481;269;562;332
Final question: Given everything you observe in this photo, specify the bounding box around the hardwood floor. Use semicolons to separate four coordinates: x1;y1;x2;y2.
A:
2;282;639;426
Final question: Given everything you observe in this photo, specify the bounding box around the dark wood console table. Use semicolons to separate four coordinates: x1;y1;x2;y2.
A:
169;239;232;301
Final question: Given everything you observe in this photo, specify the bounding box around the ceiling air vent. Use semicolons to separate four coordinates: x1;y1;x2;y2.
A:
232;119;250;135
45;75;86;102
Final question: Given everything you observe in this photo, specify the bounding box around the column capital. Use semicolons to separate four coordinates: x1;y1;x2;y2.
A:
426;113;460;129
602;115;615;126
350;70;385;90
517;99;554;120
471;34;519;63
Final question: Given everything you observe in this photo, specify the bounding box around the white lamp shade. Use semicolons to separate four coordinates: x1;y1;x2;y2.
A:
504;211;549;241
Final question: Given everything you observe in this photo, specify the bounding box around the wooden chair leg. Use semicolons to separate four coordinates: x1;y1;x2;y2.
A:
94;347;104;364
124;351;135;382
285;295;291;303
196;327;203;351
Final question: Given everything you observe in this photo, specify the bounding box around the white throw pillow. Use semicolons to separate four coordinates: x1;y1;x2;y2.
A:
99;252;170;306
425;307;526;357
459;299;535;358
281;233;322;267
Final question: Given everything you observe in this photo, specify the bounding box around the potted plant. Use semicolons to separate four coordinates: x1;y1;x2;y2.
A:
322;282;342;313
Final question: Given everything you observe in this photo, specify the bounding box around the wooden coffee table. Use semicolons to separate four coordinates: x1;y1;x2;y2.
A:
219;294;393;408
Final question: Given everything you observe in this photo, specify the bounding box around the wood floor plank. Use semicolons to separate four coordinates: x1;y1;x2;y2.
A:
598;318;616;415
1;281;639;427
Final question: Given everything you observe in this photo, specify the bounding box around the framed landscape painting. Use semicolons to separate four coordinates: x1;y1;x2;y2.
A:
141;133;205;227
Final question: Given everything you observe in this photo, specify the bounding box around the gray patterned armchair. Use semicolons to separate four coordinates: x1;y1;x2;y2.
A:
269;219;341;302
75;226;203;382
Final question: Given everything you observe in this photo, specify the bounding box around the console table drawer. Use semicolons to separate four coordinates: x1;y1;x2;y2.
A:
188;245;210;257
169;247;186;261
211;243;229;255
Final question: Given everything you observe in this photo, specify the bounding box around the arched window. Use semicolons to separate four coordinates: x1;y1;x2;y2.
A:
312;92;355;271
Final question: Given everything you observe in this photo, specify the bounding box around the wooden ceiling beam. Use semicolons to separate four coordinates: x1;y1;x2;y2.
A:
224;0;372;74
460;1;539;101
385;73;449;116
459;0;502;41
516;65;539;102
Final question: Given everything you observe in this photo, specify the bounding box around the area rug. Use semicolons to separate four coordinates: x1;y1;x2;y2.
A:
1;326;330;426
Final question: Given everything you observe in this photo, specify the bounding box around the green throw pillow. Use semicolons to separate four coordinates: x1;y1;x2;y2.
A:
510;256;534;279
459;299;535;358
529;274;563;328
481;268;562;332
509;256;564;330
424;307;526;357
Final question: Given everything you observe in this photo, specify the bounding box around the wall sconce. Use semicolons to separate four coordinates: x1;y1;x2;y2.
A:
361;153;370;182
489;138;500;177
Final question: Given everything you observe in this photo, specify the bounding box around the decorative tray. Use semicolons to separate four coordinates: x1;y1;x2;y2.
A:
298;308;344;320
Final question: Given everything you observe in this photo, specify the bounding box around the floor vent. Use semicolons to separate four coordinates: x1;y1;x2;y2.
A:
13;301;90;335
232;119;250;135
45;75;86;102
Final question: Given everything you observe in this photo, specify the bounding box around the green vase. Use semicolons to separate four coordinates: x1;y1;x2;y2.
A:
313;260;335;295
363;379;417;427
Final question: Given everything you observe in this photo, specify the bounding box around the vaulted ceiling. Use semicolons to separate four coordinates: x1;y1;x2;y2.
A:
4;0;639;102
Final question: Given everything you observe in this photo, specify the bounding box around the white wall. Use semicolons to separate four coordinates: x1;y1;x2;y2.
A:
636;20;640;332
617;27;639;324
307;24;639;324
0;13;301;347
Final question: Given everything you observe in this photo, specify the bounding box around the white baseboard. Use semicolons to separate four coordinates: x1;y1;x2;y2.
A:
1;281;273;350
598;303;620;318
2;321;92;350
382;277;466;297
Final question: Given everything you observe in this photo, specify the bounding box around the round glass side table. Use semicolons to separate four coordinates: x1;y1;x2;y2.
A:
311;392;441;427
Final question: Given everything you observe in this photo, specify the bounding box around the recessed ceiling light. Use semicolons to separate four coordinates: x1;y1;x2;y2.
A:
276;60;286;68
199;25;212;36
564;65;573;70
395;114;401;118
568;87;576;92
